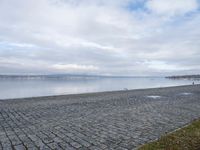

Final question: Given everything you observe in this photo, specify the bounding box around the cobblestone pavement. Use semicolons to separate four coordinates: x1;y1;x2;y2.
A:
0;85;200;150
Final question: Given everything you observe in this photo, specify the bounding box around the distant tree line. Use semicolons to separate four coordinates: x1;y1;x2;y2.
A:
166;75;200;80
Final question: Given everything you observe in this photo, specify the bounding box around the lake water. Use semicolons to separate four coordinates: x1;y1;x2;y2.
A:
0;77;198;99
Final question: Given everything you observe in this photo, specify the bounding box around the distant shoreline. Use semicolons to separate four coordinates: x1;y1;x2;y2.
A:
0;74;164;80
166;75;200;80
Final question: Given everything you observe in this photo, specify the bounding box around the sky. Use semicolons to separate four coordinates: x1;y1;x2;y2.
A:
0;0;200;76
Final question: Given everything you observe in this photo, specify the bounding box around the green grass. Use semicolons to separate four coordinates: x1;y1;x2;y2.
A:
138;119;200;150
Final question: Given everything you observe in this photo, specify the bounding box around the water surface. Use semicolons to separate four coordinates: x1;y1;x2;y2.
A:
0;77;198;99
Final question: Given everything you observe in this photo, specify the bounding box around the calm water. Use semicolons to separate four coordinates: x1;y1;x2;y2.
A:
0;77;198;99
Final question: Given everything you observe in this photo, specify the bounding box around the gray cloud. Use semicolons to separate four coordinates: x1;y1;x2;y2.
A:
0;0;200;75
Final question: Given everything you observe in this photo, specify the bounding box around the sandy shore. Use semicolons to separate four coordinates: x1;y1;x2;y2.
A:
0;84;200;149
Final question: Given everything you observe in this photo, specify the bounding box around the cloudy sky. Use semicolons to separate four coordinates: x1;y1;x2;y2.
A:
0;0;200;76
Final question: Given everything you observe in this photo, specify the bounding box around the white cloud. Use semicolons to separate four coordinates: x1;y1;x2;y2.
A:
52;64;99;71
145;61;188;72
146;0;198;16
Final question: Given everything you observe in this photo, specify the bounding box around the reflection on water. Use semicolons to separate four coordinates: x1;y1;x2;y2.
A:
0;77;198;99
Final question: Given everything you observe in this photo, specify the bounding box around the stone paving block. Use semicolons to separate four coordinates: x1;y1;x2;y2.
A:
58;142;76;150
9;135;22;146
47;142;62;150
88;145;103;150
0;142;2;150
1;142;13;150
70;141;82;149
14;144;26;150
0;85;200;149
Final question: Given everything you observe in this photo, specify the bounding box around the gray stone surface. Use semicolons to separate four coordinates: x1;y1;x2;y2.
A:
0;85;200;150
